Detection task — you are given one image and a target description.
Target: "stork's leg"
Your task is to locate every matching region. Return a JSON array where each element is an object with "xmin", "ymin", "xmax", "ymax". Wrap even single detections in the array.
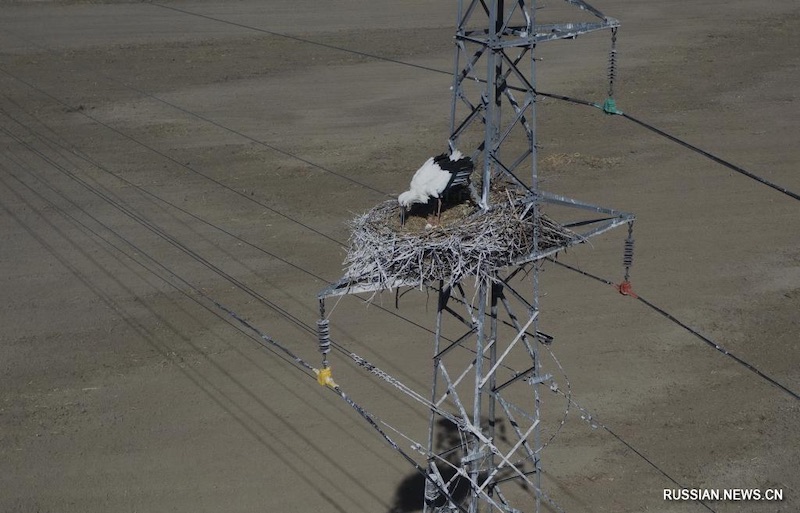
[{"xmin": 437, "ymin": 198, "xmax": 442, "ymax": 224}]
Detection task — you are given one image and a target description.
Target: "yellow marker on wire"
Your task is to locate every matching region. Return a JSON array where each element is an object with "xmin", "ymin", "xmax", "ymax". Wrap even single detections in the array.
[{"xmin": 315, "ymin": 366, "xmax": 338, "ymax": 388}]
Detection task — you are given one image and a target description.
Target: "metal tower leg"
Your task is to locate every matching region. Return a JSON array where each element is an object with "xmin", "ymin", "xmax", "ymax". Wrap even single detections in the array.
[{"xmin": 423, "ymin": 273, "xmax": 550, "ymax": 513}]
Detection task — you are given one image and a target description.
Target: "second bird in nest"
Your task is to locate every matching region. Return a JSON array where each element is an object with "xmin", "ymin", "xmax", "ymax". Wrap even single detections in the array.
[{"xmin": 398, "ymin": 149, "xmax": 474, "ymax": 227}]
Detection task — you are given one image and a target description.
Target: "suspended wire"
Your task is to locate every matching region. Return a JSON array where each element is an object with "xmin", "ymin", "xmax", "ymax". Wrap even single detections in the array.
[
  {"xmin": 0, "ymin": 121, "xmax": 318, "ymax": 340},
  {"xmin": 0, "ymin": 115, "xmax": 701, "ymax": 513},
  {"xmin": 0, "ymin": 98, "xmax": 331, "ymax": 283},
  {"xmin": 1, "ymin": 13, "xmax": 793, "ymax": 508},
  {"xmin": 144, "ymin": 1, "xmax": 451, "ymax": 77},
  {"xmin": 3, "ymin": 132, "xmax": 554, "ymax": 512},
  {"xmin": 22, "ymin": 2, "xmax": 799, "ymax": 212},
  {"xmin": 0, "ymin": 96, "xmax": 448, "ymax": 357},
  {"xmin": 0, "ymin": 95, "xmax": 433, "ymax": 340},
  {"xmin": 333, "ymin": 390, "xmax": 474, "ymax": 513},
  {"xmin": 3, "ymin": 110, "xmax": 677, "ymax": 513},
  {"xmin": 1, "ymin": 156, "xmax": 473, "ymax": 513},
  {"xmin": 619, "ymin": 112, "xmax": 800, "ymax": 202},
  {"xmin": 554, "ymin": 387, "xmax": 717, "ymax": 513},
  {"xmin": 3, "ymin": 148, "xmax": 439, "ymax": 497},
  {"xmin": 0, "ymin": 98, "xmax": 449, "ymax": 404},
  {"xmin": 0, "ymin": 64, "xmax": 448, "ymax": 346},
  {"xmin": 6, "ymin": 145, "xmax": 561, "ymax": 513},
  {"xmin": 168, "ymin": 279, "xmax": 476, "ymax": 513},
  {"xmin": 546, "ymin": 257, "xmax": 800, "ymax": 401},
  {"xmin": 635, "ymin": 294, "xmax": 800, "ymax": 401},
  {"xmin": 5, "ymin": 140, "xmax": 536, "ymax": 513},
  {"xmin": 4, "ymin": 108, "xmax": 462, "ymax": 415},
  {"xmin": 0, "ymin": 78, "xmax": 785, "ymax": 513},
  {"xmin": 0, "ymin": 159, "xmax": 308, "ymax": 378},
  {"xmin": 146, "ymin": 0, "xmax": 799, "ymax": 202},
  {"xmin": 0, "ymin": 30, "xmax": 390, "ymax": 199},
  {"xmin": 0, "ymin": 65, "xmax": 349, "ymax": 247},
  {"xmin": 5, "ymin": 15, "xmax": 795, "ymax": 236},
  {"xmin": 0, "ymin": 84, "xmax": 783, "ymax": 512},
  {"xmin": 5, "ymin": 140, "xmax": 704, "ymax": 512}
]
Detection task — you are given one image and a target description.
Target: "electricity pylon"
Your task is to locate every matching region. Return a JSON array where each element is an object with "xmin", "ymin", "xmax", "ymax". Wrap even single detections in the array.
[{"xmin": 320, "ymin": 1, "xmax": 633, "ymax": 512}]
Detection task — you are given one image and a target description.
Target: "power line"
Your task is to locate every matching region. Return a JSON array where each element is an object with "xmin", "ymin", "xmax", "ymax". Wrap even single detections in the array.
[
  {"xmin": 2, "ymin": 106, "xmax": 706, "ymax": 512},
  {"xmin": 557, "ymin": 391, "xmax": 716, "ymax": 513},
  {"xmin": 144, "ymin": 1, "xmax": 452, "ymax": 77},
  {"xmin": 1, "ymin": 121, "xmax": 318, "ymax": 339},
  {"xmin": 0, "ymin": 96, "xmax": 444, "ymax": 351},
  {"xmin": 206, "ymin": 297, "xmax": 477, "ymax": 513},
  {"xmin": 0, "ymin": 102, "xmax": 442, "ymax": 397},
  {"xmin": 0, "ymin": 159, "xmax": 307, "ymax": 377},
  {"xmin": 619, "ymin": 112, "xmax": 800, "ymax": 202},
  {"xmin": 4, "ymin": 30, "xmax": 793, "ymax": 421},
  {"xmin": 1, "ymin": 136, "xmax": 432, "ymax": 481},
  {"xmin": 635, "ymin": 294, "xmax": 800, "ymax": 401},
  {"xmin": 0, "ymin": 100, "xmax": 447, "ymax": 409},
  {"xmin": 1, "ymin": 61, "xmax": 788, "ymax": 507},
  {"xmin": 0, "ymin": 97, "xmax": 331, "ymax": 284},
  {"xmin": 0, "ymin": 57, "xmax": 450, "ymax": 345},
  {"xmin": 2, "ymin": 150, "xmax": 471, "ymax": 512},
  {"xmin": 1, "ymin": 160, "xmax": 466, "ymax": 512},
  {"xmin": 148, "ymin": 0, "xmax": 800, "ymax": 203},
  {"xmin": 1, "ymin": 17, "xmax": 793, "ymax": 508},
  {"xmin": 0, "ymin": 28, "xmax": 391, "ymax": 198},
  {"xmin": 0, "ymin": 65, "xmax": 353, "ymax": 247},
  {"xmin": 546, "ymin": 258, "xmax": 800, "ymax": 401}
]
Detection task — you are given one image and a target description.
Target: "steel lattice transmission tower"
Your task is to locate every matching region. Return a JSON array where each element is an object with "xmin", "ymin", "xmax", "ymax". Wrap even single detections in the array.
[
  {"xmin": 319, "ymin": 1, "xmax": 634, "ymax": 512},
  {"xmin": 450, "ymin": 0, "xmax": 619, "ymax": 208}
]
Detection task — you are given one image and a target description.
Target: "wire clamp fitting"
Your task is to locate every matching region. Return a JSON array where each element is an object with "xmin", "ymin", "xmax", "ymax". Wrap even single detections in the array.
[
  {"xmin": 602, "ymin": 97, "xmax": 622, "ymax": 115},
  {"xmin": 315, "ymin": 366, "xmax": 338, "ymax": 388},
  {"xmin": 617, "ymin": 281, "xmax": 637, "ymax": 298}
]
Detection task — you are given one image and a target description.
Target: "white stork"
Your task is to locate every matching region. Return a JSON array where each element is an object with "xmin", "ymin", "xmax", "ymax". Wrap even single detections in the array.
[{"xmin": 398, "ymin": 150, "xmax": 474, "ymax": 226}]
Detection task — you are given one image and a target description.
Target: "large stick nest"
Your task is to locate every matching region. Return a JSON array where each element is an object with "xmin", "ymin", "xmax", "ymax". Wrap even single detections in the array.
[{"xmin": 343, "ymin": 187, "xmax": 579, "ymax": 289}]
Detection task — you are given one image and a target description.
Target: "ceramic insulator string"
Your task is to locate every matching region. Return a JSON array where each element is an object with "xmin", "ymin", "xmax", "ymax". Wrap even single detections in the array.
[
  {"xmin": 623, "ymin": 240, "xmax": 634, "ymax": 268},
  {"xmin": 623, "ymin": 222, "xmax": 635, "ymax": 282},
  {"xmin": 608, "ymin": 28, "xmax": 618, "ymax": 98},
  {"xmin": 317, "ymin": 319, "xmax": 331, "ymax": 363}
]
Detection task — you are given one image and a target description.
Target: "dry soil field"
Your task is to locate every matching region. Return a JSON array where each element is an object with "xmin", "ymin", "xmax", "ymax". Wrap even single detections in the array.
[{"xmin": 0, "ymin": 1, "xmax": 798, "ymax": 512}]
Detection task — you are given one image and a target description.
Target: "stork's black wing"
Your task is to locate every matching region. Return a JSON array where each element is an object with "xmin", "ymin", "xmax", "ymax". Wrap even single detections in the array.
[{"xmin": 435, "ymin": 154, "xmax": 474, "ymax": 191}]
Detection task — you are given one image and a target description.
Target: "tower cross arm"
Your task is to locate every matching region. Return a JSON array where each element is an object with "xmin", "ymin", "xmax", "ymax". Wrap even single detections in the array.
[
  {"xmin": 459, "ymin": 20, "xmax": 620, "ymax": 49},
  {"xmin": 531, "ymin": 20, "xmax": 620, "ymax": 42}
]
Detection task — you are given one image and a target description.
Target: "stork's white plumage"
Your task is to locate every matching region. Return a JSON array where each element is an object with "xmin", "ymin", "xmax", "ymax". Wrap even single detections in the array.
[{"xmin": 398, "ymin": 150, "xmax": 473, "ymax": 226}]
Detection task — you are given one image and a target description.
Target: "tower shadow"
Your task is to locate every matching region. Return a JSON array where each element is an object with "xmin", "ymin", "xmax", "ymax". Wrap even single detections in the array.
[{"xmin": 387, "ymin": 417, "xmax": 509, "ymax": 513}]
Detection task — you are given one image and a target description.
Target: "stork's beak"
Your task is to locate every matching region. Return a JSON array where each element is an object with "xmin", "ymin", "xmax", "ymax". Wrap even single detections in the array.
[{"xmin": 400, "ymin": 206, "xmax": 406, "ymax": 226}]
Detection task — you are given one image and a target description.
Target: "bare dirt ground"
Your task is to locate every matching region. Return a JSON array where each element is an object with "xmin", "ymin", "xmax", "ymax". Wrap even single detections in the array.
[{"xmin": 0, "ymin": 1, "xmax": 798, "ymax": 512}]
